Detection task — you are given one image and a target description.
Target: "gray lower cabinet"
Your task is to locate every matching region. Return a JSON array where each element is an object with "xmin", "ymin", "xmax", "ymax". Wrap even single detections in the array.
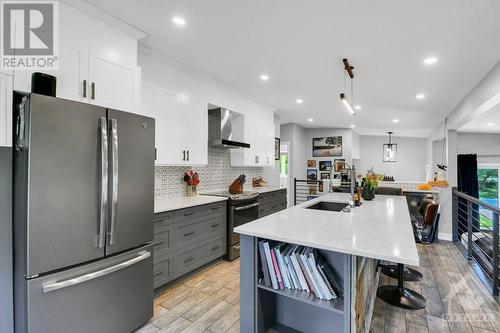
[
  {"xmin": 258, "ymin": 189, "xmax": 287, "ymax": 217},
  {"xmin": 153, "ymin": 201, "xmax": 226, "ymax": 289}
]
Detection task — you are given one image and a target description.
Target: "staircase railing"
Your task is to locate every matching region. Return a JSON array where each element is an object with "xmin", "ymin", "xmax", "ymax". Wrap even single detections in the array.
[{"xmin": 453, "ymin": 188, "xmax": 499, "ymax": 302}]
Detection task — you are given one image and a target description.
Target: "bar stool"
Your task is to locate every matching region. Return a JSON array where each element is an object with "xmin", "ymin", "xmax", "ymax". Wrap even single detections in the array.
[
  {"xmin": 377, "ymin": 263, "xmax": 426, "ymax": 310},
  {"xmin": 379, "ymin": 263, "xmax": 423, "ymax": 281}
]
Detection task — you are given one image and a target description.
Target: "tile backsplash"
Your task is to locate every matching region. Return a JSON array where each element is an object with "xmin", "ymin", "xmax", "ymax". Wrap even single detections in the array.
[{"xmin": 155, "ymin": 146, "xmax": 263, "ymax": 199}]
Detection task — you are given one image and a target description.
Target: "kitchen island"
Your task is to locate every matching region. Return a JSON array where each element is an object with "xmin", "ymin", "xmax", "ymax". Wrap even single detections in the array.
[{"xmin": 235, "ymin": 192, "xmax": 418, "ymax": 333}]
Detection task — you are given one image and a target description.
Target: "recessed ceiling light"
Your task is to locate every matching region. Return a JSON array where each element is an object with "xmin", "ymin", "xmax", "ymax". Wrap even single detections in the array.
[
  {"xmin": 393, "ymin": 119, "xmax": 400, "ymax": 123},
  {"xmin": 172, "ymin": 16, "xmax": 186, "ymax": 26},
  {"xmin": 350, "ymin": 124, "xmax": 355, "ymax": 128},
  {"xmin": 423, "ymin": 56, "xmax": 438, "ymax": 66},
  {"xmin": 416, "ymin": 93, "xmax": 426, "ymax": 100},
  {"xmin": 487, "ymin": 122, "xmax": 495, "ymax": 126},
  {"xmin": 296, "ymin": 99, "xmax": 303, "ymax": 104},
  {"xmin": 260, "ymin": 74, "xmax": 269, "ymax": 81},
  {"xmin": 354, "ymin": 105, "xmax": 362, "ymax": 110},
  {"xmin": 307, "ymin": 118, "xmax": 314, "ymax": 122}
]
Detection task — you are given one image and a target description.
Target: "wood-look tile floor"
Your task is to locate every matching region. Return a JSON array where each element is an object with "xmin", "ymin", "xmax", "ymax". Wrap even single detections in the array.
[
  {"xmin": 370, "ymin": 241, "xmax": 500, "ymax": 333},
  {"xmin": 135, "ymin": 241, "xmax": 500, "ymax": 333},
  {"xmin": 135, "ymin": 259, "xmax": 240, "ymax": 333}
]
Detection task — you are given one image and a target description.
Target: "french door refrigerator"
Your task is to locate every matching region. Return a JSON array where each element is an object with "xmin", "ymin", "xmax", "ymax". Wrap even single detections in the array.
[{"xmin": 13, "ymin": 92, "xmax": 155, "ymax": 333}]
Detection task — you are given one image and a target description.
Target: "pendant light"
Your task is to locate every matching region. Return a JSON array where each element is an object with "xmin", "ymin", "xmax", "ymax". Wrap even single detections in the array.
[
  {"xmin": 383, "ymin": 132, "xmax": 397, "ymax": 162},
  {"xmin": 340, "ymin": 58, "xmax": 356, "ymax": 115}
]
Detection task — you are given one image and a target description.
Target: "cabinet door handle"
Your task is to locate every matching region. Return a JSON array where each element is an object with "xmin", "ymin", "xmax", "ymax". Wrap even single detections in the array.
[
  {"xmin": 183, "ymin": 150, "xmax": 186, "ymax": 161},
  {"xmin": 211, "ymin": 223, "xmax": 220, "ymax": 228},
  {"xmin": 183, "ymin": 212, "xmax": 194, "ymax": 216},
  {"xmin": 184, "ymin": 256, "xmax": 195, "ymax": 264},
  {"xmin": 83, "ymin": 80, "xmax": 87, "ymax": 98},
  {"xmin": 211, "ymin": 245, "xmax": 220, "ymax": 252},
  {"xmin": 183, "ymin": 231, "xmax": 195, "ymax": 237},
  {"xmin": 154, "ymin": 241, "xmax": 165, "ymax": 247},
  {"xmin": 211, "ymin": 207, "xmax": 220, "ymax": 211},
  {"xmin": 187, "ymin": 150, "xmax": 190, "ymax": 161},
  {"xmin": 91, "ymin": 82, "xmax": 96, "ymax": 100}
]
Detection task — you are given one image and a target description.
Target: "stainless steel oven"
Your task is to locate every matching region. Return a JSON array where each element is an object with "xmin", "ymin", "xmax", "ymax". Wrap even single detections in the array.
[{"xmin": 227, "ymin": 198, "xmax": 259, "ymax": 260}]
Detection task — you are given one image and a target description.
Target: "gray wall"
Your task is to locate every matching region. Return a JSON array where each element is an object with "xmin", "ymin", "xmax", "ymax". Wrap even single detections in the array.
[
  {"xmin": 358, "ymin": 135, "xmax": 427, "ymax": 181},
  {"xmin": 0, "ymin": 148, "xmax": 13, "ymax": 333}
]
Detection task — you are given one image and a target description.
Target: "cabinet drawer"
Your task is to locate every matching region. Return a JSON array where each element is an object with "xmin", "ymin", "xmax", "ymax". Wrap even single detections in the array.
[
  {"xmin": 173, "ymin": 206, "xmax": 204, "ymax": 223},
  {"xmin": 154, "ymin": 253, "xmax": 173, "ymax": 289},
  {"xmin": 173, "ymin": 213, "xmax": 225, "ymax": 249},
  {"xmin": 154, "ymin": 212, "xmax": 173, "ymax": 228},
  {"xmin": 202, "ymin": 201, "xmax": 226, "ymax": 215},
  {"xmin": 174, "ymin": 238, "xmax": 225, "ymax": 278},
  {"xmin": 154, "ymin": 223, "xmax": 173, "ymax": 254}
]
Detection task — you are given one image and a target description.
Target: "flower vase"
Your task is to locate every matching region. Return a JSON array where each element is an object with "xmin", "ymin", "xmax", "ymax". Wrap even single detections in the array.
[
  {"xmin": 186, "ymin": 185, "xmax": 197, "ymax": 197},
  {"xmin": 362, "ymin": 187, "xmax": 375, "ymax": 201}
]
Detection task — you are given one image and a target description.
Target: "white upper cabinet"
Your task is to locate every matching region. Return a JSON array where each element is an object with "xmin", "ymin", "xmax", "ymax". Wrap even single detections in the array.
[
  {"xmin": 141, "ymin": 84, "xmax": 208, "ymax": 166},
  {"xmin": 0, "ymin": 71, "xmax": 13, "ymax": 147},
  {"xmin": 89, "ymin": 53, "xmax": 140, "ymax": 112},
  {"xmin": 230, "ymin": 109, "xmax": 275, "ymax": 167},
  {"xmin": 183, "ymin": 97, "xmax": 208, "ymax": 165}
]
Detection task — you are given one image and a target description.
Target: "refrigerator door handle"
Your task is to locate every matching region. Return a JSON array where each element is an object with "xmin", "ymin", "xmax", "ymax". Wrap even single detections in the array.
[
  {"xmin": 42, "ymin": 251, "xmax": 151, "ymax": 293},
  {"xmin": 98, "ymin": 117, "xmax": 108, "ymax": 248},
  {"xmin": 109, "ymin": 118, "xmax": 119, "ymax": 245}
]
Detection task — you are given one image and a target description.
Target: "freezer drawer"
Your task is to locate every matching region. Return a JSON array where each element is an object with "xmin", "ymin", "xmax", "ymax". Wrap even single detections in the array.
[{"xmin": 25, "ymin": 245, "xmax": 153, "ymax": 333}]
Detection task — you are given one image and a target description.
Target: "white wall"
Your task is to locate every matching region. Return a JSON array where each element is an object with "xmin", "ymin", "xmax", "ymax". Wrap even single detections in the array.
[
  {"xmin": 357, "ymin": 135, "xmax": 427, "ymax": 181},
  {"xmin": 263, "ymin": 114, "xmax": 281, "ymax": 186},
  {"xmin": 458, "ymin": 132, "xmax": 500, "ymax": 164},
  {"xmin": 280, "ymin": 123, "xmax": 307, "ymax": 205}
]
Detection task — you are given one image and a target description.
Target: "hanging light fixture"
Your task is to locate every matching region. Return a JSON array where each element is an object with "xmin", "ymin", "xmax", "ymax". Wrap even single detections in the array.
[
  {"xmin": 383, "ymin": 132, "xmax": 397, "ymax": 162},
  {"xmin": 340, "ymin": 58, "xmax": 356, "ymax": 115}
]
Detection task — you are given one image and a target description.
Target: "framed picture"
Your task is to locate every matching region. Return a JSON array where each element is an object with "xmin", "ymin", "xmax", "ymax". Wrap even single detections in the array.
[
  {"xmin": 312, "ymin": 136, "xmax": 342, "ymax": 157},
  {"xmin": 320, "ymin": 172, "xmax": 331, "ymax": 180},
  {"xmin": 333, "ymin": 174, "xmax": 341, "ymax": 179},
  {"xmin": 334, "ymin": 159, "xmax": 346, "ymax": 172},
  {"xmin": 307, "ymin": 169, "xmax": 318, "ymax": 181},
  {"xmin": 319, "ymin": 160, "xmax": 332, "ymax": 171},
  {"xmin": 307, "ymin": 160, "xmax": 317, "ymax": 168},
  {"xmin": 275, "ymin": 138, "xmax": 280, "ymax": 160},
  {"xmin": 309, "ymin": 186, "xmax": 317, "ymax": 195}
]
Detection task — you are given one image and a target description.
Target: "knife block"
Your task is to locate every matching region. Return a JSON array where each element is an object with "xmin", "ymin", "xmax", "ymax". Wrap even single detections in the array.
[{"xmin": 229, "ymin": 180, "xmax": 243, "ymax": 194}]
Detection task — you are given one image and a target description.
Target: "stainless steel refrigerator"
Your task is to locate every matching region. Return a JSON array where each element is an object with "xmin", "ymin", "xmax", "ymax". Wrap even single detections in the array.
[{"xmin": 13, "ymin": 92, "xmax": 155, "ymax": 333}]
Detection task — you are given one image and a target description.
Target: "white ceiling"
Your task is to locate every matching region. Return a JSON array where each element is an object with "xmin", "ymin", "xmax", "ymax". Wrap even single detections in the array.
[
  {"xmin": 85, "ymin": 0, "xmax": 500, "ymax": 137},
  {"xmin": 460, "ymin": 103, "xmax": 500, "ymax": 133}
]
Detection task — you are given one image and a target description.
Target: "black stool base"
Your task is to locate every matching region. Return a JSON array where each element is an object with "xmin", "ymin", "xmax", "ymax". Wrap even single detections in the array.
[
  {"xmin": 377, "ymin": 285, "xmax": 427, "ymax": 310},
  {"xmin": 381, "ymin": 265, "xmax": 423, "ymax": 282}
]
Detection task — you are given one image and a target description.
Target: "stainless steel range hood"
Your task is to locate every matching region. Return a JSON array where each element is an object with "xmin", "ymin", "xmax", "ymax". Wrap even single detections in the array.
[{"xmin": 208, "ymin": 108, "xmax": 250, "ymax": 148}]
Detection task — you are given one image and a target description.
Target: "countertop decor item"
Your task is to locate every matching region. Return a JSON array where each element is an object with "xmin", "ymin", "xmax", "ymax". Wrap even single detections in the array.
[
  {"xmin": 229, "ymin": 174, "xmax": 246, "ymax": 194},
  {"xmin": 252, "ymin": 176, "xmax": 268, "ymax": 187},
  {"xmin": 362, "ymin": 168, "xmax": 381, "ymax": 201},
  {"xmin": 183, "ymin": 169, "xmax": 200, "ymax": 196}
]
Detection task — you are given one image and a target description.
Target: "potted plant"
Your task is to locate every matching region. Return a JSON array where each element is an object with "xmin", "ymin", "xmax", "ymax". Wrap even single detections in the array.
[{"xmin": 362, "ymin": 168, "xmax": 380, "ymax": 200}]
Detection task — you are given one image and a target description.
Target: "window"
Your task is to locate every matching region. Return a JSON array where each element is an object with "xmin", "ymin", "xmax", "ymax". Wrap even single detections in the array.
[{"xmin": 477, "ymin": 164, "xmax": 499, "ymax": 229}]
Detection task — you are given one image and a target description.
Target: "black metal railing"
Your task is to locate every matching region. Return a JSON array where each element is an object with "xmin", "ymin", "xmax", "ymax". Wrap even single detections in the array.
[
  {"xmin": 453, "ymin": 188, "xmax": 499, "ymax": 302},
  {"xmin": 294, "ymin": 178, "xmax": 325, "ymax": 205}
]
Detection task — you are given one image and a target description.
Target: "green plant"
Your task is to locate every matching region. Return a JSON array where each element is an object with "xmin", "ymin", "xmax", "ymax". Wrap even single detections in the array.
[{"xmin": 364, "ymin": 168, "xmax": 380, "ymax": 191}]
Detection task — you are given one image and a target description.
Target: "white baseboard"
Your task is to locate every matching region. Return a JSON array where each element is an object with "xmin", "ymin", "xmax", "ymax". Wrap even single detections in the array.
[{"xmin": 438, "ymin": 232, "xmax": 453, "ymax": 241}]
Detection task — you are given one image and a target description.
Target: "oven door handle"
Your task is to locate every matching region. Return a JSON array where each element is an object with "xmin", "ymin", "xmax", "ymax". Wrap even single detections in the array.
[{"xmin": 234, "ymin": 202, "xmax": 259, "ymax": 211}]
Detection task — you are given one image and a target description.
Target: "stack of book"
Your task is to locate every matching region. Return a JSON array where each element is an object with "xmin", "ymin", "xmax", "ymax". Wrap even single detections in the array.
[{"xmin": 258, "ymin": 240, "xmax": 344, "ymax": 301}]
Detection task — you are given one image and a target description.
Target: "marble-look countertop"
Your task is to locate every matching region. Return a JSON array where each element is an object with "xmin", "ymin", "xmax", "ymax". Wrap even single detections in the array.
[
  {"xmin": 234, "ymin": 192, "xmax": 419, "ymax": 266},
  {"xmin": 155, "ymin": 196, "xmax": 227, "ymax": 214}
]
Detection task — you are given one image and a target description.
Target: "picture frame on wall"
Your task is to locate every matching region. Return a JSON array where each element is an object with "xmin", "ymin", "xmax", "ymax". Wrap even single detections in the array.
[
  {"xmin": 307, "ymin": 169, "xmax": 318, "ymax": 181},
  {"xmin": 320, "ymin": 172, "xmax": 331, "ymax": 180},
  {"xmin": 307, "ymin": 160, "xmax": 317, "ymax": 168},
  {"xmin": 275, "ymin": 138, "xmax": 281, "ymax": 160},
  {"xmin": 334, "ymin": 159, "xmax": 346, "ymax": 172},
  {"xmin": 319, "ymin": 160, "xmax": 332, "ymax": 171},
  {"xmin": 312, "ymin": 136, "xmax": 342, "ymax": 157}
]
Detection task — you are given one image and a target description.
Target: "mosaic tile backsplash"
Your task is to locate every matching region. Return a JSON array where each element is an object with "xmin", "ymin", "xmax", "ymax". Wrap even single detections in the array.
[{"xmin": 155, "ymin": 146, "xmax": 264, "ymax": 199}]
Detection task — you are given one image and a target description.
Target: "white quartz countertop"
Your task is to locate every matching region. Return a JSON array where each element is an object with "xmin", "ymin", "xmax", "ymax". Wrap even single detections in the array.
[
  {"xmin": 155, "ymin": 196, "xmax": 227, "ymax": 213},
  {"xmin": 234, "ymin": 193, "xmax": 419, "ymax": 266},
  {"xmin": 244, "ymin": 186, "xmax": 285, "ymax": 194}
]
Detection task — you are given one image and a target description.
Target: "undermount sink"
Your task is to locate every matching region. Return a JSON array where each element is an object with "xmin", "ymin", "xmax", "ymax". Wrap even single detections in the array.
[{"xmin": 305, "ymin": 201, "xmax": 349, "ymax": 212}]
